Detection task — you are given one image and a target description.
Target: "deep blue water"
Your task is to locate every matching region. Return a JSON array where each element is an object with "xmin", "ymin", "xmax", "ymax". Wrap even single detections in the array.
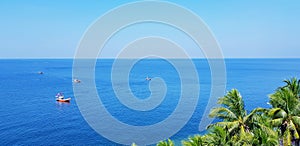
[{"xmin": 0, "ymin": 59, "xmax": 299, "ymax": 145}]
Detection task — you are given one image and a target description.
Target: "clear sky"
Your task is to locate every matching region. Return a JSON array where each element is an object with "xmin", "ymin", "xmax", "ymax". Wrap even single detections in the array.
[{"xmin": 0, "ymin": 0, "xmax": 299, "ymax": 58}]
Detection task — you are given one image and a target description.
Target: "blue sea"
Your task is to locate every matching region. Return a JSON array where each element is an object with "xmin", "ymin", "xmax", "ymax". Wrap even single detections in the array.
[{"xmin": 0, "ymin": 59, "xmax": 299, "ymax": 145}]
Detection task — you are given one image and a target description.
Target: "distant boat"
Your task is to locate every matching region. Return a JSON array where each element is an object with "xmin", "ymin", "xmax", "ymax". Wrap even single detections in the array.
[
  {"xmin": 73, "ymin": 79, "xmax": 81, "ymax": 83},
  {"xmin": 55, "ymin": 93, "xmax": 71, "ymax": 102},
  {"xmin": 56, "ymin": 98, "xmax": 71, "ymax": 102},
  {"xmin": 38, "ymin": 71, "xmax": 44, "ymax": 74},
  {"xmin": 146, "ymin": 76, "xmax": 151, "ymax": 81}
]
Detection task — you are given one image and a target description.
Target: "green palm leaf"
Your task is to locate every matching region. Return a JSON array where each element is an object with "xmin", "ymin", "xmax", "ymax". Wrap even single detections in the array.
[
  {"xmin": 209, "ymin": 107, "xmax": 237, "ymax": 120},
  {"xmin": 157, "ymin": 139, "xmax": 174, "ymax": 146}
]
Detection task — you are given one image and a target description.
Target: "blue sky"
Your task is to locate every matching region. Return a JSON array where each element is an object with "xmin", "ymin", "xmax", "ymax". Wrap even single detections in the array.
[{"xmin": 0, "ymin": 0, "xmax": 299, "ymax": 58}]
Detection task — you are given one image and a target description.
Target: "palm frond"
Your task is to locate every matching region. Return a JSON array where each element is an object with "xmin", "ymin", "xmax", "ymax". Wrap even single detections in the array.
[
  {"xmin": 157, "ymin": 139, "xmax": 174, "ymax": 146},
  {"xmin": 209, "ymin": 107, "xmax": 237, "ymax": 120},
  {"xmin": 270, "ymin": 118, "xmax": 284, "ymax": 127},
  {"xmin": 291, "ymin": 116, "xmax": 300, "ymax": 129},
  {"xmin": 268, "ymin": 108, "xmax": 287, "ymax": 119},
  {"xmin": 182, "ymin": 135, "xmax": 203, "ymax": 146},
  {"xmin": 244, "ymin": 107, "xmax": 268, "ymax": 122}
]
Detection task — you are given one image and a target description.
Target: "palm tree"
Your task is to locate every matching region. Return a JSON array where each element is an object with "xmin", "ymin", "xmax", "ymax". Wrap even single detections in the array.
[
  {"xmin": 209, "ymin": 89, "xmax": 274, "ymax": 145},
  {"xmin": 282, "ymin": 77, "xmax": 300, "ymax": 98},
  {"xmin": 269, "ymin": 87, "xmax": 300, "ymax": 146},
  {"xmin": 157, "ymin": 139, "xmax": 174, "ymax": 146}
]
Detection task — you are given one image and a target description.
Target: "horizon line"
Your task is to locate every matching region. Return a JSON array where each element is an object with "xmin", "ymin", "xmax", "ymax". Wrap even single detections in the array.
[{"xmin": 0, "ymin": 57, "xmax": 299, "ymax": 60}]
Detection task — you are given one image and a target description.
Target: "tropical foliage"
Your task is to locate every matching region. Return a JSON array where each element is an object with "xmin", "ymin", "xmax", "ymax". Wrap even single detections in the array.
[
  {"xmin": 269, "ymin": 78, "xmax": 300, "ymax": 145},
  {"xmin": 207, "ymin": 89, "xmax": 277, "ymax": 145},
  {"xmin": 157, "ymin": 139, "xmax": 174, "ymax": 146},
  {"xmin": 151, "ymin": 77, "xmax": 300, "ymax": 146}
]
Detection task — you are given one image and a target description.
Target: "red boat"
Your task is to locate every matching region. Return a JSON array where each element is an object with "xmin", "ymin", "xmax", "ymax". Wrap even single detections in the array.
[
  {"xmin": 56, "ymin": 93, "xmax": 71, "ymax": 102},
  {"xmin": 56, "ymin": 98, "xmax": 71, "ymax": 102}
]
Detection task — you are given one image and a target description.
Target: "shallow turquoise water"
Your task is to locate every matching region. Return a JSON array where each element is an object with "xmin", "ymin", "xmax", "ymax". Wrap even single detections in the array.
[{"xmin": 0, "ymin": 59, "xmax": 299, "ymax": 145}]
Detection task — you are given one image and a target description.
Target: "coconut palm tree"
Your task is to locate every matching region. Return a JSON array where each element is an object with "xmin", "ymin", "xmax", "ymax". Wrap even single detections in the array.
[
  {"xmin": 209, "ymin": 89, "xmax": 274, "ymax": 144},
  {"xmin": 269, "ymin": 87, "xmax": 300, "ymax": 146},
  {"xmin": 282, "ymin": 77, "xmax": 300, "ymax": 98}
]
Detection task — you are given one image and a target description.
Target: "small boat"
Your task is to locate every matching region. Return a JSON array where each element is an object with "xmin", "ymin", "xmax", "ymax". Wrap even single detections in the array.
[
  {"xmin": 73, "ymin": 79, "xmax": 81, "ymax": 83},
  {"xmin": 38, "ymin": 71, "xmax": 44, "ymax": 74},
  {"xmin": 56, "ymin": 97, "xmax": 71, "ymax": 102},
  {"xmin": 55, "ymin": 93, "xmax": 71, "ymax": 102},
  {"xmin": 146, "ymin": 76, "xmax": 151, "ymax": 81}
]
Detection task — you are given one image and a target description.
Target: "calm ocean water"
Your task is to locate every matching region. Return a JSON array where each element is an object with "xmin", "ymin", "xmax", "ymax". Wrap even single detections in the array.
[{"xmin": 0, "ymin": 59, "xmax": 299, "ymax": 145}]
